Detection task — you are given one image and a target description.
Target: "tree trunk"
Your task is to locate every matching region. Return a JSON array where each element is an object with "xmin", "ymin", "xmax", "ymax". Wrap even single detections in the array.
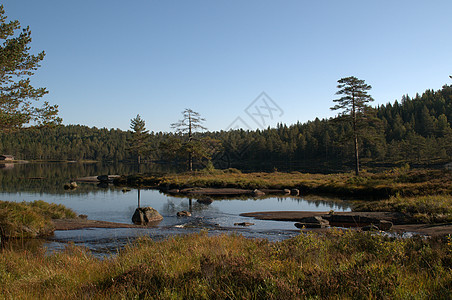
[
  {"xmin": 189, "ymin": 152, "xmax": 193, "ymax": 171},
  {"xmin": 352, "ymin": 92, "xmax": 360, "ymax": 176},
  {"xmin": 354, "ymin": 132, "xmax": 360, "ymax": 176}
]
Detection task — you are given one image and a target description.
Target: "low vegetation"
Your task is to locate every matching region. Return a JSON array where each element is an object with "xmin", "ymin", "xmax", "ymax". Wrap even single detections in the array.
[
  {"xmin": 0, "ymin": 231, "xmax": 451, "ymax": 299},
  {"xmin": 116, "ymin": 168, "xmax": 452, "ymax": 198},
  {"xmin": 353, "ymin": 194, "xmax": 452, "ymax": 223},
  {"xmin": 0, "ymin": 200, "xmax": 77, "ymax": 238}
]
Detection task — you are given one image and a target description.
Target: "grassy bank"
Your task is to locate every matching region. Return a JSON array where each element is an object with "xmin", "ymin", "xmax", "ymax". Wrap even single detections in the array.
[
  {"xmin": 0, "ymin": 200, "xmax": 77, "ymax": 238},
  {"xmin": 115, "ymin": 168, "xmax": 452, "ymax": 198},
  {"xmin": 0, "ymin": 231, "xmax": 451, "ymax": 299},
  {"xmin": 353, "ymin": 194, "xmax": 452, "ymax": 223}
]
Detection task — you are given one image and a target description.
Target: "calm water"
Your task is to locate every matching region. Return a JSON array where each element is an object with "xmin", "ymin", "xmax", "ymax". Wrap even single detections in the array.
[{"xmin": 0, "ymin": 162, "xmax": 352, "ymax": 254}]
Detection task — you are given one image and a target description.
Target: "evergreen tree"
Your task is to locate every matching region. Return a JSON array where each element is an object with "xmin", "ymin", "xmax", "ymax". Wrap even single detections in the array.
[
  {"xmin": 331, "ymin": 76, "xmax": 374, "ymax": 175},
  {"xmin": 170, "ymin": 109, "xmax": 207, "ymax": 171},
  {"xmin": 0, "ymin": 5, "xmax": 60, "ymax": 132},
  {"xmin": 127, "ymin": 114, "xmax": 150, "ymax": 165}
]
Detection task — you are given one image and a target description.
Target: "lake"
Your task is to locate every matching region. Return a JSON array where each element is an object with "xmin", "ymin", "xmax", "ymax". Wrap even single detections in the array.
[{"xmin": 0, "ymin": 162, "xmax": 352, "ymax": 255}]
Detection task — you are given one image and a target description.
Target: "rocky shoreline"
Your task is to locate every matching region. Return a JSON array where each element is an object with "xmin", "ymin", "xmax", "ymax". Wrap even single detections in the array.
[{"xmin": 241, "ymin": 211, "xmax": 452, "ymax": 236}]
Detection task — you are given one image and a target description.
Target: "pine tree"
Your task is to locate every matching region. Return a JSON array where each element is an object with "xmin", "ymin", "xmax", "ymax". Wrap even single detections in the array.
[
  {"xmin": 170, "ymin": 109, "xmax": 207, "ymax": 171},
  {"xmin": 128, "ymin": 114, "xmax": 149, "ymax": 165},
  {"xmin": 331, "ymin": 76, "xmax": 374, "ymax": 175},
  {"xmin": 0, "ymin": 5, "xmax": 60, "ymax": 132}
]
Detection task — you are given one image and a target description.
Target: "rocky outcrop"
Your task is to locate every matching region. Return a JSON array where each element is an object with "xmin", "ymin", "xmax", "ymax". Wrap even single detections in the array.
[{"xmin": 132, "ymin": 207, "xmax": 163, "ymax": 225}]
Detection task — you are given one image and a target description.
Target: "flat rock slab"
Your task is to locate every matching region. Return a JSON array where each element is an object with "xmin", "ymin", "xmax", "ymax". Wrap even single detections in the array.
[
  {"xmin": 53, "ymin": 219, "xmax": 146, "ymax": 230},
  {"xmin": 240, "ymin": 211, "xmax": 326, "ymax": 221},
  {"xmin": 240, "ymin": 211, "xmax": 407, "ymax": 224},
  {"xmin": 241, "ymin": 211, "xmax": 452, "ymax": 235}
]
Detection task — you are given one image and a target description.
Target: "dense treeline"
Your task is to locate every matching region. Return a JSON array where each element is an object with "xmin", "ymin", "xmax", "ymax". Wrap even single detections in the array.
[{"xmin": 1, "ymin": 85, "xmax": 451, "ymax": 171}]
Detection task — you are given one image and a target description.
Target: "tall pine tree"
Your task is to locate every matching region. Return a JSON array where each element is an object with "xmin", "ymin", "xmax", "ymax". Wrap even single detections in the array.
[{"xmin": 331, "ymin": 76, "xmax": 374, "ymax": 176}]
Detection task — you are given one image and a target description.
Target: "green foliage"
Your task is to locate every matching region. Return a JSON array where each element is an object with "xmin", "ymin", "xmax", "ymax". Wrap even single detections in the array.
[
  {"xmin": 0, "ymin": 200, "xmax": 76, "ymax": 238},
  {"xmin": 167, "ymin": 109, "xmax": 221, "ymax": 171},
  {"xmin": 0, "ymin": 232, "xmax": 451, "ymax": 298},
  {"xmin": 127, "ymin": 114, "xmax": 150, "ymax": 164},
  {"xmin": 0, "ymin": 5, "xmax": 60, "ymax": 132}
]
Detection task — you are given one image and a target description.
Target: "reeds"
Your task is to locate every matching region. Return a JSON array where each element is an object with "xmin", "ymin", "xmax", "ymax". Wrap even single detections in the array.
[{"xmin": 1, "ymin": 231, "xmax": 451, "ymax": 299}]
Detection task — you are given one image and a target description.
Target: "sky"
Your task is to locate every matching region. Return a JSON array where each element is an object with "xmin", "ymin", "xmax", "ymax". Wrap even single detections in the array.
[{"xmin": 2, "ymin": 0, "xmax": 452, "ymax": 132}]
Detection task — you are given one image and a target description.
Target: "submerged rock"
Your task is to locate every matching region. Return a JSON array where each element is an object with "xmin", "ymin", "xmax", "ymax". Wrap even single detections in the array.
[
  {"xmin": 132, "ymin": 207, "xmax": 163, "ymax": 225},
  {"xmin": 234, "ymin": 222, "xmax": 254, "ymax": 226}
]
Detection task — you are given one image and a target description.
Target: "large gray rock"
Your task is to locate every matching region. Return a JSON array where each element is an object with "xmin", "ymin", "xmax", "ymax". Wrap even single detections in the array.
[{"xmin": 132, "ymin": 207, "xmax": 163, "ymax": 225}]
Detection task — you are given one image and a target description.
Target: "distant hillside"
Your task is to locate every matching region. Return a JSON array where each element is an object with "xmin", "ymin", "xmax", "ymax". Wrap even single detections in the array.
[{"xmin": 1, "ymin": 85, "xmax": 451, "ymax": 171}]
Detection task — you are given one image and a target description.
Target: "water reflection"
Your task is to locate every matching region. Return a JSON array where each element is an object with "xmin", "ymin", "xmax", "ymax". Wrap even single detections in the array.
[{"xmin": 1, "ymin": 162, "xmax": 354, "ymax": 255}]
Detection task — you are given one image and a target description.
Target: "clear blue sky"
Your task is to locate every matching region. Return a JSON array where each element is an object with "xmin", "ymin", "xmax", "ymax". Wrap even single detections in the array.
[{"xmin": 3, "ymin": 0, "xmax": 452, "ymax": 132}]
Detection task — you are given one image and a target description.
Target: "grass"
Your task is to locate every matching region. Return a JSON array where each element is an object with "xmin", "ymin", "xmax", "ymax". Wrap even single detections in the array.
[
  {"xmin": 353, "ymin": 194, "xmax": 452, "ymax": 223},
  {"xmin": 116, "ymin": 168, "xmax": 452, "ymax": 198},
  {"xmin": 0, "ymin": 231, "xmax": 451, "ymax": 299},
  {"xmin": 0, "ymin": 200, "xmax": 77, "ymax": 238}
]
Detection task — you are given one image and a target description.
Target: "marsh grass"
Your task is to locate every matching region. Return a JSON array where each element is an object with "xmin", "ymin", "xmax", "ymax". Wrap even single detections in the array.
[
  {"xmin": 0, "ymin": 231, "xmax": 451, "ymax": 299},
  {"xmin": 119, "ymin": 168, "xmax": 452, "ymax": 198},
  {"xmin": 0, "ymin": 200, "xmax": 77, "ymax": 238},
  {"xmin": 353, "ymin": 194, "xmax": 452, "ymax": 223}
]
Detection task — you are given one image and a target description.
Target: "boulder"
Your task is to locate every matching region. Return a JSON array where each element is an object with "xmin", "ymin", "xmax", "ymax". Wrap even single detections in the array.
[
  {"xmin": 132, "ymin": 207, "xmax": 163, "ymax": 225},
  {"xmin": 177, "ymin": 210, "xmax": 192, "ymax": 217},
  {"xmin": 291, "ymin": 189, "xmax": 300, "ymax": 196},
  {"xmin": 252, "ymin": 189, "xmax": 265, "ymax": 196}
]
